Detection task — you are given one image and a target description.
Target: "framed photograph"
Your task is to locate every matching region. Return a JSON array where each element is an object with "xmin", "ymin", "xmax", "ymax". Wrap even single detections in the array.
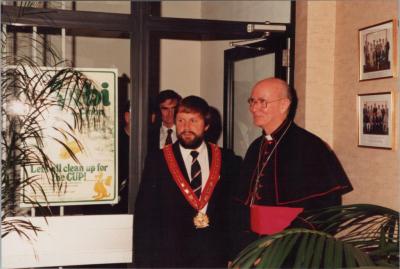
[
  {"xmin": 359, "ymin": 20, "xmax": 397, "ymax": 81},
  {"xmin": 358, "ymin": 92, "xmax": 394, "ymax": 149}
]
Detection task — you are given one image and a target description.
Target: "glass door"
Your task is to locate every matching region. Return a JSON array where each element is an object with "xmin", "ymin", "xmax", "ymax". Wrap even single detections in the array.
[{"xmin": 223, "ymin": 36, "xmax": 288, "ymax": 157}]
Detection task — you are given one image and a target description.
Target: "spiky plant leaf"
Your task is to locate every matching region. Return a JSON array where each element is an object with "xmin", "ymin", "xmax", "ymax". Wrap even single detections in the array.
[
  {"xmin": 1, "ymin": 21, "xmax": 104, "ymax": 239},
  {"xmin": 303, "ymin": 204, "xmax": 399, "ymax": 266},
  {"xmin": 231, "ymin": 228, "xmax": 375, "ymax": 269}
]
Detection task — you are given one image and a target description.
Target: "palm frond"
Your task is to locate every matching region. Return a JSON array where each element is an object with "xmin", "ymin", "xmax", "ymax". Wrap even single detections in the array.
[
  {"xmin": 1, "ymin": 24, "xmax": 104, "ymax": 238},
  {"xmin": 232, "ymin": 204, "xmax": 399, "ymax": 268},
  {"xmin": 302, "ymin": 204, "xmax": 399, "ymax": 266},
  {"xmin": 231, "ymin": 228, "xmax": 375, "ymax": 269}
]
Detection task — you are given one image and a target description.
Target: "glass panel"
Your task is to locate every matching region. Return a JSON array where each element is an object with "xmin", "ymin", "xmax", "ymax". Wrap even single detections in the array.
[
  {"xmin": 2, "ymin": 1, "xmax": 130, "ymax": 13},
  {"xmin": 2, "ymin": 25, "xmax": 131, "ymax": 217},
  {"xmin": 160, "ymin": 38, "xmax": 200, "ymax": 97},
  {"xmin": 161, "ymin": 1, "xmax": 202, "ymax": 19},
  {"xmin": 1, "ymin": 1, "xmax": 73, "ymax": 9},
  {"xmin": 76, "ymin": 1, "xmax": 130, "ymax": 14},
  {"xmin": 233, "ymin": 53, "xmax": 275, "ymax": 157},
  {"xmin": 161, "ymin": 1, "xmax": 290, "ymax": 23}
]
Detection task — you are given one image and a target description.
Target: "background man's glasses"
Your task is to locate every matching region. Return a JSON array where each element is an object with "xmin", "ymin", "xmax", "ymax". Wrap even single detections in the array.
[{"xmin": 247, "ymin": 97, "xmax": 286, "ymax": 108}]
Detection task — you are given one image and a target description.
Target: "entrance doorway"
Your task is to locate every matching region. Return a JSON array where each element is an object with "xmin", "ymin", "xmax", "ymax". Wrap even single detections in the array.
[{"xmin": 223, "ymin": 36, "xmax": 291, "ymax": 157}]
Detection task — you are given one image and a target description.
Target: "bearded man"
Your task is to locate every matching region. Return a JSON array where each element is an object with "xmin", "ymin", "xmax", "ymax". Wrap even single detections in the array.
[{"xmin": 134, "ymin": 95, "xmax": 241, "ymax": 268}]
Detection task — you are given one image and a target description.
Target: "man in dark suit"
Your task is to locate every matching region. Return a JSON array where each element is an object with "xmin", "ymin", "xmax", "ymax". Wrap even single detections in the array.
[
  {"xmin": 135, "ymin": 96, "xmax": 241, "ymax": 268},
  {"xmin": 148, "ymin": 89, "xmax": 182, "ymax": 152}
]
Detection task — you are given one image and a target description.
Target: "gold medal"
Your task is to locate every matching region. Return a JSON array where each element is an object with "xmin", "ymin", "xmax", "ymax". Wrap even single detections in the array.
[{"xmin": 193, "ymin": 212, "xmax": 209, "ymax": 229}]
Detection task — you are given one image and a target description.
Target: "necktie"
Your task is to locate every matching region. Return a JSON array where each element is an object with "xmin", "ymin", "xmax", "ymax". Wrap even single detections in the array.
[
  {"xmin": 165, "ymin": 129, "xmax": 173, "ymax": 146},
  {"xmin": 190, "ymin": 151, "xmax": 202, "ymax": 198}
]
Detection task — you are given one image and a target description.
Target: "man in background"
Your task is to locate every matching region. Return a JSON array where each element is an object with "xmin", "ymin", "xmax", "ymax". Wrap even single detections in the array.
[
  {"xmin": 115, "ymin": 100, "xmax": 130, "ymax": 213},
  {"xmin": 148, "ymin": 89, "xmax": 182, "ymax": 152}
]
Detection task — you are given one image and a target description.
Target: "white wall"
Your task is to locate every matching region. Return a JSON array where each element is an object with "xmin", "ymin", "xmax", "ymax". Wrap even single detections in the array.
[
  {"xmin": 161, "ymin": 1, "xmax": 201, "ymax": 19},
  {"xmin": 76, "ymin": 1, "xmax": 130, "ymax": 14},
  {"xmin": 160, "ymin": 39, "xmax": 202, "ymax": 97},
  {"xmin": 2, "ymin": 215, "xmax": 133, "ymax": 268},
  {"xmin": 201, "ymin": 1, "xmax": 290, "ymax": 23},
  {"xmin": 160, "ymin": 1, "xmax": 202, "ymax": 97}
]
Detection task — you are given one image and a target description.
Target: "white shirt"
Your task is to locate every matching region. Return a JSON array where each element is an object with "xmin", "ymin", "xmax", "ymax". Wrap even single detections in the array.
[
  {"xmin": 179, "ymin": 141, "xmax": 210, "ymax": 213},
  {"xmin": 159, "ymin": 124, "xmax": 177, "ymax": 149}
]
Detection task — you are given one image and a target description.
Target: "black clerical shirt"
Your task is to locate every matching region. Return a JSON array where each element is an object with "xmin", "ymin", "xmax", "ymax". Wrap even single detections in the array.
[{"xmin": 241, "ymin": 120, "xmax": 353, "ymax": 209}]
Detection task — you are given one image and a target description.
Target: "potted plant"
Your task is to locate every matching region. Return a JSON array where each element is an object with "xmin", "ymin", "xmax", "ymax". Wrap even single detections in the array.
[
  {"xmin": 1, "ymin": 17, "xmax": 102, "ymax": 238},
  {"xmin": 230, "ymin": 204, "xmax": 399, "ymax": 268}
]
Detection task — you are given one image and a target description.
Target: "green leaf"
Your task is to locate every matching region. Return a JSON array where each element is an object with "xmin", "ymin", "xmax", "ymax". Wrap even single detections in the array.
[
  {"xmin": 293, "ymin": 231, "xmax": 310, "ymax": 268},
  {"xmin": 323, "ymin": 237, "xmax": 335, "ymax": 268},
  {"xmin": 262, "ymin": 234, "xmax": 288, "ymax": 268},
  {"xmin": 310, "ymin": 233, "xmax": 326, "ymax": 268},
  {"xmin": 254, "ymin": 242, "xmax": 275, "ymax": 269},
  {"xmin": 344, "ymin": 243, "xmax": 357, "ymax": 267},
  {"xmin": 235, "ymin": 245, "xmax": 265, "ymax": 269},
  {"xmin": 270, "ymin": 232, "xmax": 300, "ymax": 268},
  {"xmin": 303, "ymin": 232, "xmax": 318, "ymax": 267},
  {"xmin": 333, "ymin": 238, "xmax": 343, "ymax": 268},
  {"xmin": 352, "ymin": 245, "xmax": 374, "ymax": 267}
]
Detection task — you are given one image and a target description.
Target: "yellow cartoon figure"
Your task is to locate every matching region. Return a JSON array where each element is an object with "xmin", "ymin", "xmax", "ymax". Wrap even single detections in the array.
[
  {"xmin": 59, "ymin": 140, "xmax": 83, "ymax": 160},
  {"xmin": 92, "ymin": 172, "xmax": 113, "ymax": 200}
]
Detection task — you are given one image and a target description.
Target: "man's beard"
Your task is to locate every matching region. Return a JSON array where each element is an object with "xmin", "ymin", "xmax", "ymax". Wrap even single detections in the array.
[{"xmin": 178, "ymin": 131, "xmax": 204, "ymax": 149}]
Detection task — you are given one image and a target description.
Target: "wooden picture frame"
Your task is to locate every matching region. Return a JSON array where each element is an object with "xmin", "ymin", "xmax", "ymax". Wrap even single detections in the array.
[
  {"xmin": 358, "ymin": 92, "xmax": 394, "ymax": 149},
  {"xmin": 359, "ymin": 20, "xmax": 397, "ymax": 81}
]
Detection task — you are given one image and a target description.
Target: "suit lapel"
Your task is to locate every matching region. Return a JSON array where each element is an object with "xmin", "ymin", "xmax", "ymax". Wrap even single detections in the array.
[
  {"xmin": 171, "ymin": 142, "xmax": 224, "ymax": 217},
  {"xmin": 172, "ymin": 142, "xmax": 212, "ymax": 183},
  {"xmin": 172, "ymin": 142, "xmax": 190, "ymax": 183},
  {"xmin": 206, "ymin": 143, "xmax": 212, "ymax": 167}
]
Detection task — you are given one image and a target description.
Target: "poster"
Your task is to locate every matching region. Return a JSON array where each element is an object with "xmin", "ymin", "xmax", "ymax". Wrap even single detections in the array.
[{"xmin": 21, "ymin": 68, "xmax": 118, "ymax": 207}]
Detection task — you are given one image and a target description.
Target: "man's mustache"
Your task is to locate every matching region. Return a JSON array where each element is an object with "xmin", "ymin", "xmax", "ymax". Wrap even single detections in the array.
[{"xmin": 179, "ymin": 131, "xmax": 197, "ymax": 136}]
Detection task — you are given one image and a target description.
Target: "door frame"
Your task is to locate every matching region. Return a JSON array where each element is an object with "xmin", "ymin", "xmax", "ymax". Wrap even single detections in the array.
[{"xmin": 223, "ymin": 36, "xmax": 290, "ymax": 151}]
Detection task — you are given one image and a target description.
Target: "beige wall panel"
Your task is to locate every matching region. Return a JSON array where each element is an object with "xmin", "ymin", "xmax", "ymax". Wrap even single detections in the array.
[
  {"xmin": 76, "ymin": 1, "xmax": 130, "ymax": 14},
  {"xmin": 200, "ymin": 41, "xmax": 227, "ymax": 109},
  {"xmin": 201, "ymin": 1, "xmax": 290, "ymax": 23},
  {"xmin": 294, "ymin": 1, "xmax": 308, "ymax": 127},
  {"xmin": 334, "ymin": 0, "xmax": 399, "ymax": 209},
  {"xmin": 304, "ymin": 1, "xmax": 337, "ymax": 146},
  {"xmin": 161, "ymin": 1, "xmax": 201, "ymax": 18},
  {"xmin": 160, "ymin": 40, "xmax": 201, "ymax": 97},
  {"xmin": 200, "ymin": 41, "xmax": 228, "ymax": 145},
  {"xmin": 75, "ymin": 37, "xmax": 130, "ymax": 77}
]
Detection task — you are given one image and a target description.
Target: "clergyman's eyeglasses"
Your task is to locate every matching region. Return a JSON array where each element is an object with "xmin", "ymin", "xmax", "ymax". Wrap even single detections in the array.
[{"xmin": 247, "ymin": 97, "xmax": 286, "ymax": 108}]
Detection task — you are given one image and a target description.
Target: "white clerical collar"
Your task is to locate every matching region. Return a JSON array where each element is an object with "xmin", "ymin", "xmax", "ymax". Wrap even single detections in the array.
[
  {"xmin": 179, "ymin": 141, "xmax": 207, "ymax": 160},
  {"xmin": 264, "ymin": 134, "xmax": 273, "ymax": 141}
]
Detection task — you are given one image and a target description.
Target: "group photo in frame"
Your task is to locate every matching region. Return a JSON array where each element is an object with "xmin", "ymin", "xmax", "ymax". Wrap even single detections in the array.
[
  {"xmin": 359, "ymin": 19, "xmax": 397, "ymax": 81},
  {"xmin": 358, "ymin": 92, "xmax": 394, "ymax": 149}
]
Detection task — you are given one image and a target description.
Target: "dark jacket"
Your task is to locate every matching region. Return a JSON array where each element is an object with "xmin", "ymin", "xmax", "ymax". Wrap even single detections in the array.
[
  {"xmin": 134, "ymin": 142, "xmax": 242, "ymax": 268},
  {"xmin": 231, "ymin": 122, "xmax": 353, "ymax": 255}
]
